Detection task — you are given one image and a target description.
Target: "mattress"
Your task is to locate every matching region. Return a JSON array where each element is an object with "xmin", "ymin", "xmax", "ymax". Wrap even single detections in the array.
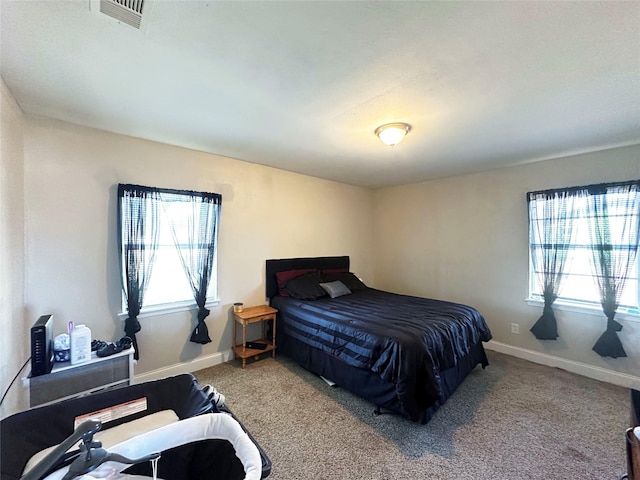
[{"xmin": 271, "ymin": 287, "xmax": 492, "ymax": 420}]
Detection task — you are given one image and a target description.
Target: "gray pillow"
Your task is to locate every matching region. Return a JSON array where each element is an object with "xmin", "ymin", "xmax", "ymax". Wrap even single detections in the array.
[{"xmin": 319, "ymin": 280, "xmax": 352, "ymax": 298}]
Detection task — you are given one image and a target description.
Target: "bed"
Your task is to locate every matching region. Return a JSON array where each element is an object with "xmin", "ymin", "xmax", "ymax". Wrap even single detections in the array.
[{"xmin": 266, "ymin": 256, "xmax": 493, "ymax": 424}]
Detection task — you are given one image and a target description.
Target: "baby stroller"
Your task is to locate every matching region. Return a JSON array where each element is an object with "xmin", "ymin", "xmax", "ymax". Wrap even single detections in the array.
[{"xmin": 0, "ymin": 374, "xmax": 271, "ymax": 480}]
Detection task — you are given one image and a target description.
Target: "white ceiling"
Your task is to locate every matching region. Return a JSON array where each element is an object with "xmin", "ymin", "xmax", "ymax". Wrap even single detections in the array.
[{"xmin": 1, "ymin": 1, "xmax": 639, "ymax": 188}]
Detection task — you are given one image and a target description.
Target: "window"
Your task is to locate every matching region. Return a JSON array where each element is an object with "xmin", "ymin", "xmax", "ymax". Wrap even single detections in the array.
[
  {"xmin": 528, "ymin": 182, "xmax": 640, "ymax": 313},
  {"xmin": 133, "ymin": 197, "xmax": 219, "ymax": 311},
  {"xmin": 118, "ymin": 184, "xmax": 222, "ymax": 314}
]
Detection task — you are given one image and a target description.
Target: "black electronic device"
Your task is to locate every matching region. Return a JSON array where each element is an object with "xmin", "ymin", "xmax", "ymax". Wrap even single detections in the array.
[
  {"xmin": 30, "ymin": 314, "xmax": 54, "ymax": 377},
  {"xmin": 245, "ymin": 341, "xmax": 268, "ymax": 350}
]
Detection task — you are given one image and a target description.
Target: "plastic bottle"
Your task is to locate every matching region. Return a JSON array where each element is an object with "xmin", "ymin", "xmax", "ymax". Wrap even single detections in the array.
[{"xmin": 70, "ymin": 324, "xmax": 92, "ymax": 365}]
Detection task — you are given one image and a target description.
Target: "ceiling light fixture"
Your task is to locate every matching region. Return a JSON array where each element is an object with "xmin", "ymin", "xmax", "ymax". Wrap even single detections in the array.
[{"xmin": 375, "ymin": 122, "xmax": 411, "ymax": 146}]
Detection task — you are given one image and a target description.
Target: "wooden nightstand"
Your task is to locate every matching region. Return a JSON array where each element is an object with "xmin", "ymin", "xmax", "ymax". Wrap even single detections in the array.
[{"xmin": 233, "ymin": 305, "xmax": 277, "ymax": 368}]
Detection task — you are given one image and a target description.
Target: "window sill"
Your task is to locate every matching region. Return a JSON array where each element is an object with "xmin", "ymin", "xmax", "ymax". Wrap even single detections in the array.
[
  {"xmin": 526, "ymin": 298, "xmax": 640, "ymax": 323},
  {"xmin": 118, "ymin": 299, "xmax": 221, "ymax": 320}
]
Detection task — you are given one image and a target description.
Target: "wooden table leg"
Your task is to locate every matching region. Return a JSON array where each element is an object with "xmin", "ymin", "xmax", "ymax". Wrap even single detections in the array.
[
  {"xmin": 272, "ymin": 317, "xmax": 276, "ymax": 358},
  {"xmin": 241, "ymin": 322, "xmax": 246, "ymax": 368}
]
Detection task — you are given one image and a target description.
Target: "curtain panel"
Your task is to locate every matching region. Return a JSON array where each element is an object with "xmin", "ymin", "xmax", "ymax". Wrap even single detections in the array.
[
  {"xmin": 117, "ymin": 184, "xmax": 161, "ymax": 360},
  {"xmin": 584, "ymin": 182, "xmax": 640, "ymax": 358},
  {"xmin": 159, "ymin": 189, "xmax": 222, "ymax": 344},
  {"xmin": 527, "ymin": 190, "xmax": 577, "ymax": 340}
]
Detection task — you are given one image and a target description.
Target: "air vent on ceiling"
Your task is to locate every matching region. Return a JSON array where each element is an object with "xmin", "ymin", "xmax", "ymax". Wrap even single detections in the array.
[{"xmin": 99, "ymin": 0, "xmax": 145, "ymax": 29}]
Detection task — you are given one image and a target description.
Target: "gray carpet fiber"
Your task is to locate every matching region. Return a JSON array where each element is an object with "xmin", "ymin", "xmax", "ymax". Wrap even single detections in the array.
[{"xmin": 193, "ymin": 351, "xmax": 628, "ymax": 479}]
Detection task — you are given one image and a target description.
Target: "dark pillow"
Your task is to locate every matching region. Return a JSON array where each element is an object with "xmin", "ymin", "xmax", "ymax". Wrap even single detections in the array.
[
  {"xmin": 319, "ymin": 280, "xmax": 352, "ymax": 299},
  {"xmin": 284, "ymin": 272, "xmax": 327, "ymax": 300},
  {"xmin": 321, "ymin": 271, "xmax": 367, "ymax": 291},
  {"xmin": 276, "ymin": 269, "xmax": 317, "ymax": 296}
]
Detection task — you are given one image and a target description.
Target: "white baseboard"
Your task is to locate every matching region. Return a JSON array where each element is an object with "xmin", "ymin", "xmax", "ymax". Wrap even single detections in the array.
[
  {"xmin": 485, "ymin": 340, "xmax": 640, "ymax": 390},
  {"xmin": 132, "ymin": 343, "xmax": 640, "ymax": 391},
  {"xmin": 133, "ymin": 349, "xmax": 234, "ymax": 384}
]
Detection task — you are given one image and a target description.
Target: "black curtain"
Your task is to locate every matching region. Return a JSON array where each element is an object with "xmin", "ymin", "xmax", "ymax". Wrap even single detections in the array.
[
  {"xmin": 117, "ymin": 184, "xmax": 161, "ymax": 360},
  {"xmin": 528, "ymin": 191, "xmax": 577, "ymax": 340},
  {"xmin": 161, "ymin": 190, "xmax": 222, "ymax": 344},
  {"xmin": 585, "ymin": 182, "xmax": 640, "ymax": 358}
]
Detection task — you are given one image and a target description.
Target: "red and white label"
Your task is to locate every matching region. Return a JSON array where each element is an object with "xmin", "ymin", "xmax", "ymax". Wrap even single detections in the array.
[{"xmin": 74, "ymin": 397, "xmax": 148, "ymax": 429}]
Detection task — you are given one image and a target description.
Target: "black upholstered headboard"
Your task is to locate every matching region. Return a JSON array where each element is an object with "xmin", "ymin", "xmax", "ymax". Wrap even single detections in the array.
[{"xmin": 265, "ymin": 256, "xmax": 350, "ymax": 299}]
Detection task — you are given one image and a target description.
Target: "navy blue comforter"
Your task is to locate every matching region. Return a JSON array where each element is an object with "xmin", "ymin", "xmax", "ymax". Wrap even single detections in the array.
[{"xmin": 271, "ymin": 288, "xmax": 492, "ymax": 421}]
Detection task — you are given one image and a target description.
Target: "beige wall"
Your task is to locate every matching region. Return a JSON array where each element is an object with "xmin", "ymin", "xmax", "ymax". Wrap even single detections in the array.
[
  {"xmin": 0, "ymin": 111, "xmax": 374, "ymax": 417},
  {"xmin": 0, "ymin": 78, "xmax": 27, "ymax": 418},
  {"xmin": 21, "ymin": 116, "xmax": 374, "ymax": 374},
  {"xmin": 373, "ymin": 145, "xmax": 640, "ymax": 378},
  {"xmin": 2, "ymin": 77, "xmax": 639, "ymax": 418}
]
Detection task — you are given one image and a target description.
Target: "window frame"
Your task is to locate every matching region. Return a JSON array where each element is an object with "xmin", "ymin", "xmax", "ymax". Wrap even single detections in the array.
[
  {"xmin": 118, "ymin": 184, "xmax": 221, "ymax": 318},
  {"xmin": 526, "ymin": 180, "xmax": 640, "ymax": 323}
]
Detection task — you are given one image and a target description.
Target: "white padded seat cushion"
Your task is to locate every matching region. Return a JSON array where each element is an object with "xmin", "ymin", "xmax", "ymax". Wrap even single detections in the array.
[
  {"xmin": 42, "ymin": 414, "xmax": 262, "ymax": 480},
  {"xmin": 23, "ymin": 410, "xmax": 179, "ymax": 474}
]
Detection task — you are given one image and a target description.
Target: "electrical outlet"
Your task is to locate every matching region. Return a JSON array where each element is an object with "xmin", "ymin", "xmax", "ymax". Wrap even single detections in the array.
[{"xmin": 511, "ymin": 323, "xmax": 520, "ymax": 334}]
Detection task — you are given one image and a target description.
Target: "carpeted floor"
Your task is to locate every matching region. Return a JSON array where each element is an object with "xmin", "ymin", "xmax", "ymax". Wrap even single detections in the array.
[{"xmin": 193, "ymin": 351, "xmax": 629, "ymax": 480}]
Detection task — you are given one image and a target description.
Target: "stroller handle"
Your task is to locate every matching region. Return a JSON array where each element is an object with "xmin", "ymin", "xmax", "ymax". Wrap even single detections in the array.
[{"xmin": 21, "ymin": 420, "xmax": 102, "ymax": 480}]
